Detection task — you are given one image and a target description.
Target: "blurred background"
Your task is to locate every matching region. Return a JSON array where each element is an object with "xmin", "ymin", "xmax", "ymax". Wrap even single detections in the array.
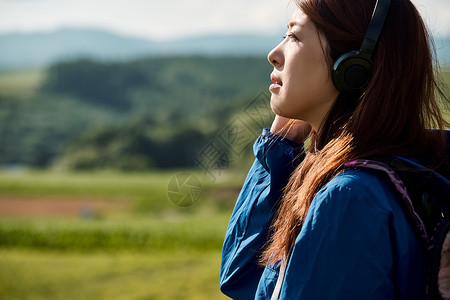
[{"xmin": 0, "ymin": 0, "xmax": 449, "ymax": 299}]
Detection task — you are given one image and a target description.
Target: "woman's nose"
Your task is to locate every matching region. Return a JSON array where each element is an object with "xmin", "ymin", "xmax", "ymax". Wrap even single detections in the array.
[{"xmin": 268, "ymin": 44, "xmax": 284, "ymax": 68}]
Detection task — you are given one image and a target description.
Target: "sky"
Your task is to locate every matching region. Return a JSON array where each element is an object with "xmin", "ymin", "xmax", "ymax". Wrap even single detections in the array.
[{"xmin": 0, "ymin": 0, "xmax": 449, "ymax": 41}]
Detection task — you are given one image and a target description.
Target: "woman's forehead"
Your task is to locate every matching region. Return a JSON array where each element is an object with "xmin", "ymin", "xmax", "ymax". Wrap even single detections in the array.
[{"xmin": 288, "ymin": 9, "xmax": 315, "ymax": 32}]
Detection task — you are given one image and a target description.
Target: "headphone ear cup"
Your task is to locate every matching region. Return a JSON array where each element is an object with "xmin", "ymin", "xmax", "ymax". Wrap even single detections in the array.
[{"xmin": 332, "ymin": 51, "xmax": 373, "ymax": 95}]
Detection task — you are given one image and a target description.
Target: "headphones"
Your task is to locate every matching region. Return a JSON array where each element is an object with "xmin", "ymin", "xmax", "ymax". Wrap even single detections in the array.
[{"xmin": 331, "ymin": 0, "xmax": 391, "ymax": 95}]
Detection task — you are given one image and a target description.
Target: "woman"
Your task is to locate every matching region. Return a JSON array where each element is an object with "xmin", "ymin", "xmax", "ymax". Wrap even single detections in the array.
[{"xmin": 220, "ymin": 0, "xmax": 450, "ymax": 299}]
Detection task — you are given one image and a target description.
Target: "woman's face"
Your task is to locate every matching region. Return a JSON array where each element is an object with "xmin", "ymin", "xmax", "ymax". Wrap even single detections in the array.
[{"xmin": 268, "ymin": 9, "xmax": 339, "ymax": 130}]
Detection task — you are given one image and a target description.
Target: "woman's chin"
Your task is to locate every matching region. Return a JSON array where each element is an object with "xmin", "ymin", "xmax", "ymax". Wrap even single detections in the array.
[{"xmin": 270, "ymin": 98, "xmax": 293, "ymax": 117}]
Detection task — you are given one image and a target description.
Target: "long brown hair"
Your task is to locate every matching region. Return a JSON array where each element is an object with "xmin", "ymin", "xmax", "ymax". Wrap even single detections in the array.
[{"xmin": 261, "ymin": 0, "xmax": 450, "ymax": 265}]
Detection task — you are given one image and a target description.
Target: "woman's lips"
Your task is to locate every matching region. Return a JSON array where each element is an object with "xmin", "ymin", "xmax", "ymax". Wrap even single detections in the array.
[{"xmin": 270, "ymin": 73, "xmax": 282, "ymax": 91}]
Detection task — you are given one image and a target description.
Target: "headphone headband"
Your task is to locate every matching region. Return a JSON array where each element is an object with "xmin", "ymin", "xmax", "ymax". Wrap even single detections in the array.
[{"xmin": 361, "ymin": 0, "xmax": 392, "ymax": 54}]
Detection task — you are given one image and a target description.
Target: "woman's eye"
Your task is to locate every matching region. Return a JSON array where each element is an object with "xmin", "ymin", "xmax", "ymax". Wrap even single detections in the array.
[{"xmin": 283, "ymin": 33, "xmax": 299, "ymax": 41}]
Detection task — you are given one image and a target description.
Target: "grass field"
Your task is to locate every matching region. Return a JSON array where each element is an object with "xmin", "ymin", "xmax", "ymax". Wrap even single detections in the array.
[
  {"xmin": 0, "ymin": 66, "xmax": 250, "ymax": 300},
  {"xmin": 0, "ymin": 250, "xmax": 229, "ymax": 300},
  {"xmin": 0, "ymin": 169, "xmax": 244, "ymax": 300},
  {"xmin": 0, "ymin": 69, "xmax": 46, "ymax": 98}
]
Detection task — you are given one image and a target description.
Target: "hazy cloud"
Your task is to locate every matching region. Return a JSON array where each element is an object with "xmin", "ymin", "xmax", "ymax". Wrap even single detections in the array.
[{"xmin": 0, "ymin": 0, "xmax": 448, "ymax": 39}]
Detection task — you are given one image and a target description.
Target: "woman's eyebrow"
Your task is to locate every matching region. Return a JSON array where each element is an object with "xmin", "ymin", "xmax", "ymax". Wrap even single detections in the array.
[{"xmin": 287, "ymin": 21, "xmax": 301, "ymax": 30}]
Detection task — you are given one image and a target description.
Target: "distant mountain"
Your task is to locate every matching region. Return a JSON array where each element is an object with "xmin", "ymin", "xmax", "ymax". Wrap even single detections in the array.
[
  {"xmin": 0, "ymin": 28, "xmax": 448, "ymax": 70},
  {"xmin": 435, "ymin": 37, "xmax": 450, "ymax": 66},
  {"xmin": 0, "ymin": 28, "xmax": 151, "ymax": 69},
  {"xmin": 0, "ymin": 28, "xmax": 280, "ymax": 70}
]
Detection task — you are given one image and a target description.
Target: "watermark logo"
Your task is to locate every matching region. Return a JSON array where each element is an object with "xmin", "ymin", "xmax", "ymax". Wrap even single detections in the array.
[
  {"xmin": 219, "ymin": 117, "xmax": 256, "ymax": 155},
  {"xmin": 244, "ymin": 91, "xmax": 273, "ymax": 129},
  {"xmin": 167, "ymin": 173, "xmax": 203, "ymax": 207},
  {"xmin": 194, "ymin": 92, "xmax": 272, "ymax": 182},
  {"xmin": 166, "ymin": 91, "xmax": 273, "ymax": 206}
]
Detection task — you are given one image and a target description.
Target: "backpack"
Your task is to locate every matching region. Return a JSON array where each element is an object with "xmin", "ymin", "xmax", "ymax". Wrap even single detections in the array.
[{"xmin": 344, "ymin": 157, "xmax": 450, "ymax": 300}]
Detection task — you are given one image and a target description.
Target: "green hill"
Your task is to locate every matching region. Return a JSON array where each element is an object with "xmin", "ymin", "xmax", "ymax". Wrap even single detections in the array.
[{"xmin": 0, "ymin": 56, "xmax": 272, "ymax": 169}]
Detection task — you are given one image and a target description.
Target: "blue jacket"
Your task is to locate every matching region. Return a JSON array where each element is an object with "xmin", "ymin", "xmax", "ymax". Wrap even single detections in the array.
[{"xmin": 220, "ymin": 129, "xmax": 450, "ymax": 299}]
